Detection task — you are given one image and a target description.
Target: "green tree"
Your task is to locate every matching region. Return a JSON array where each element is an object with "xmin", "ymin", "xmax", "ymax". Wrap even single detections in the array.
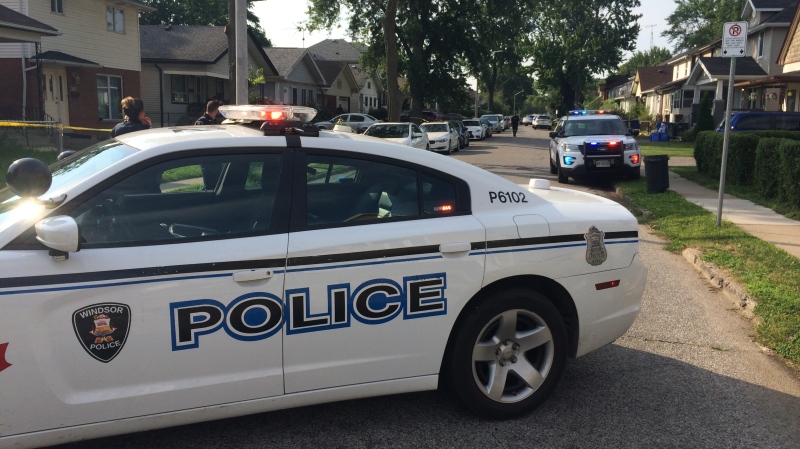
[
  {"xmin": 139, "ymin": 0, "xmax": 272, "ymax": 47},
  {"xmin": 527, "ymin": 0, "xmax": 640, "ymax": 115},
  {"xmin": 617, "ymin": 46, "xmax": 672, "ymax": 76},
  {"xmin": 662, "ymin": 0, "xmax": 741, "ymax": 52},
  {"xmin": 307, "ymin": 0, "xmax": 482, "ymax": 121},
  {"xmin": 693, "ymin": 92, "xmax": 715, "ymax": 136}
]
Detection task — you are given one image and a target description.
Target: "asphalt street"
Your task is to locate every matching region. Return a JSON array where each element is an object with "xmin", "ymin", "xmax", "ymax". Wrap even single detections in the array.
[{"xmin": 52, "ymin": 126, "xmax": 800, "ymax": 449}]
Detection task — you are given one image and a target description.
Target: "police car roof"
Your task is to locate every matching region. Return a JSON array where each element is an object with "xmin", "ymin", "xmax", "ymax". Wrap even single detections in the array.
[{"xmin": 562, "ymin": 114, "xmax": 620, "ymax": 120}]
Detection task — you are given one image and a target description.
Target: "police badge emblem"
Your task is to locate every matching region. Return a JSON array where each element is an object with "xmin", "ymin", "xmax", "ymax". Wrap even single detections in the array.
[
  {"xmin": 72, "ymin": 303, "xmax": 131, "ymax": 363},
  {"xmin": 584, "ymin": 226, "xmax": 607, "ymax": 266}
]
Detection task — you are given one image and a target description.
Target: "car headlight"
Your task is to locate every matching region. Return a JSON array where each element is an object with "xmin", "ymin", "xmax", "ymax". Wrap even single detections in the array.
[
  {"xmin": 624, "ymin": 142, "xmax": 639, "ymax": 151},
  {"xmin": 559, "ymin": 142, "xmax": 576, "ymax": 152}
]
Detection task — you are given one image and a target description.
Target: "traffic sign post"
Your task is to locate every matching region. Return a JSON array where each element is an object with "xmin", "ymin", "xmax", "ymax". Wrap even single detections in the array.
[{"xmin": 717, "ymin": 22, "xmax": 748, "ymax": 226}]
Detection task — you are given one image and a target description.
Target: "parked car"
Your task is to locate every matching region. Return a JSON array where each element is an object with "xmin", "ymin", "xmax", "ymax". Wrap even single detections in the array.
[
  {"xmin": 0, "ymin": 103, "xmax": 645, "ymax": 448},
  {"xmin": 363, "ymin": 122, "xmax": 429, "ymax": 151},
  {"xmin": 522, "ymin": 115, "xmax": 535, "ymax": 126},
  {"xmin": 420, "ymin": 121, "xmax": 459, "ymax": 154},
  {"xmin": 478, "ymin": 117, "xmax": 494, "ymax": 138},
  {"xmin": 315, "ymin": 113, "xmax": 382, "ymax": 133},
  {"xmin": 716, "ymin": 111, "xmax": 800, "ymax": 132},
  {"xmin": 480, "ymin": 114, "xmax": 504, "ymax": 133},
  {"xmin": 533, "ymin": 115, "xmax": 552, "ymax": 130},
  {"xmin": 462, "ymin": 118, "xmax": 487, "ymax": 140},
  {"xmin": 449, "ymin": 120, "xmax": 470, "ymax": 149}
]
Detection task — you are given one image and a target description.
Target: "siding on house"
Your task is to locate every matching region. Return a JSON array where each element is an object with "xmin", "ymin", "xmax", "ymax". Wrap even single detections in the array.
[
  {"xmin": 0, "ymin": 0, "xmax": 142, "ymax": 71},
  {"xmin": 286, "ymin": 58, "xmax": 318, "ymax": 85}
]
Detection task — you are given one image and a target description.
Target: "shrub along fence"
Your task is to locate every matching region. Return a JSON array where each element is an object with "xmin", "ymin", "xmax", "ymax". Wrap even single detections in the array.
[{"xmin": 695, "ymin": 131, "xmax": 800, "ymax": 207}]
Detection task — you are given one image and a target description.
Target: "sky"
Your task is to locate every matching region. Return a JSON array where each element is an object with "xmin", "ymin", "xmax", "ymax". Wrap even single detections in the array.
[{"xmin": 252, "ymin": 0, "xmax": 679, "ymax": 58}]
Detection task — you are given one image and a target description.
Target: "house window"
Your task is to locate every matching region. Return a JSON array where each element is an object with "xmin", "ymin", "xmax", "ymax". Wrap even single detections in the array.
[
  {"xmin": 51, "ymin": 0, "xmax": 63, "ymax": 14},
  {"xmin": 302, "ymin": 89, "xmax": 307, "ymax": 105},
  {"xmin": 292, "ymin": 88, "xmax": 298, "ymax": 105},
  {"xmin": 171, "ymin": 75, "xmax": 188, "ymax": 103},
  {"xmin": 107, "ymin": 7, "xmax": 124, "ymax": 33},
  {"xmin": 757, "ymin": 32, "xmax": 764, "ymax": 58},
  {"xmin": 97, "ymin": 74, "xmax": 123, "ymax": 120},
  {"xmin": 367, "ymin": 81, "xmax": 371, "ymax": 89},
  {"xmin": 364, "ymin": 96, "xmax": 368, "ymax": 107},
  {"xmin": 682, "ymin": 90, "xmax": 695, "ymax": 108}
]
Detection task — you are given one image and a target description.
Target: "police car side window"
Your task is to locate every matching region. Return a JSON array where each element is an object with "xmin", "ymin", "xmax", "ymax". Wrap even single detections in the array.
[
  {"xmin": 69, "ymin": 153, "xmax": 283, "ymax": 247},
  {"xmin": 305, "ymin": 155, "xmax": 418, "ymax": 226}
]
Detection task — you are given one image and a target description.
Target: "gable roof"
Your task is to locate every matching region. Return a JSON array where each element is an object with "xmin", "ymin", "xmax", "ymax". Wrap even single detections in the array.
[
  {"xmin": 764, "ymin": 1, "xmax": 798, "ymax": 23},
  {"xmin": 0, "ymin": 3, "xmax": 59, "ymax": 43},
  {"xmin": 777, "ymin": 1, "xmax": 800, "ymax": 63},
  {"xmin": 307, "ymin": 39, "xmax": 363, "ymax": 62},
  {"xmin": 264, "ymin": 47, "xmax": 308, "ymax": 77},
  {"xmin": 141, "ymin": 25, "xmax": 228, "ymax": 63},
  {"xmin": 315, "ymin": 60, "xmax": 349, "ymax": 87},
  {"xmin": 34, "ymin": 50, "xmax": 98, "ymax": 67},
  {"xmin": 601, "ymin": 74, "xmax": 630, "ymax": 91},
  {"xmin": 685, "ymin": 57, "xmax": 768, "ymax": 86},
  {"xmin": 635, "ymin": 66, "xmax": 674, "ymax": 92}
]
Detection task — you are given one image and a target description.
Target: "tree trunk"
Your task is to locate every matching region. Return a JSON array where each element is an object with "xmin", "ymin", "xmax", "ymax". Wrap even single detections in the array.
[
  {"xmin": 227, "ymin": 0, "xmax": 236, "ymax": 103},
  {"xmin": 383, "ymin": 0, "xmax": 401, "ymax": 121},
  {"xmin": 487, "ymin": 63, "xmax": 498, "ymax": 113},
  {"xmin": 407, "ymin": 0, "xmax": 426, "ymax": 120}
]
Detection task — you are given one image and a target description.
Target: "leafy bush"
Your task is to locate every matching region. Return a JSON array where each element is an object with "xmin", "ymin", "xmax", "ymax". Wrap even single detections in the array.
[
  {"xmin": 368, "ymin": 107, "xmax": 388, "ymax": 121},
  {"xmin": 754, "ymin": 137, "xmax": 784, "ymax": 200},
  {"xmin": 694, "ymin": 131, "xmax": 759, "ymax": 184},
  {"xmin": 778, "ymin": 139, "xmax": 800, "ymax": 207},
  {"xmin": 693, "ymin": 94, "xmax": 715, "ymax": 136}
]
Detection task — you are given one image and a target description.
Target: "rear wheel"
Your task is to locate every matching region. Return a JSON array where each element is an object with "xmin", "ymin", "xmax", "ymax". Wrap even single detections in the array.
[{"xmin": 450, "ymin": 289, "xmax": 567, "ymax": 419}]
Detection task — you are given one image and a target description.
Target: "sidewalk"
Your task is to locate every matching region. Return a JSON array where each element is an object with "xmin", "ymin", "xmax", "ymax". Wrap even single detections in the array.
[{"xmin": 643, "ymin": 156, "xmax": 800, "ymax": 260}]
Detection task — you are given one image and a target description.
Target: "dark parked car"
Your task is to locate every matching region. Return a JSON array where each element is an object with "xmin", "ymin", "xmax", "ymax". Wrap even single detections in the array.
[
  {"xmin": 449, "ymin": 120, "xmax": 470, "ymax": 149},
  {"xmin": 717, "ymin": 111, "xmax": 800, "ymax": 132}
]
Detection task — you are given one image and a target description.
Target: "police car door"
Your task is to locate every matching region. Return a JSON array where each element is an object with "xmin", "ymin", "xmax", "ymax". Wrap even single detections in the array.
[
  {"xmin": 282, "ymin": 150, "xmax": 485, "ymax": 393},
  {"xmin": 0, "ymin": 150, "xmax": 290, "ymax": 434}
]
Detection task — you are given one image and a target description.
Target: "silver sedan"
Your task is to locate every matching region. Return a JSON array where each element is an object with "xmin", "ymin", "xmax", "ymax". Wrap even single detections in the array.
[
  {"xmin": 363, "ymin": 122, "xmax": 430, "ymax": 150},
  {"xmin": 315, "ymin": 113, "xmax": 382, "ymax": 133}
]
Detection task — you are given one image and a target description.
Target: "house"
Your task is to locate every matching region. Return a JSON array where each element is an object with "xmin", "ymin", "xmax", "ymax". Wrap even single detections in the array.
[
  {"xmin": 139, "ymin": 25, "xmax": 277, "ymax": 126},
  {"xmin": 0, "ymin": 0, "xmax": 154, "ymax": 130},
  {"xmin": 262, "ymin": 47, "xmax": 326, "ymax": 107},
  {"xmin": 598, "ymin": 75, "xmax": 629, "ymax": 101},
  {"xmin": 631, "ymin": 66, "xmax": 673, "ymax": 120},
  {"xmin": 314, "ymin": 59, "xmax": 360, "ymax": 112},
  {"xmin": 608, "ymin": 77, "xmax": 635, "ymax": 112},
  {"xmin": 308, "ymin": 38, "xmax": 383, "ymax": 113},
  {"xmin": 777, "ymin": 0, "xmax": 800, "ymax": 111}
]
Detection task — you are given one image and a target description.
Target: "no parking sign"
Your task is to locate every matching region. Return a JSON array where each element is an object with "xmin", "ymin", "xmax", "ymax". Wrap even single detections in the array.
[{"xmin": 722, "ymin": 22, "xmax": 748, "ymax": 57}]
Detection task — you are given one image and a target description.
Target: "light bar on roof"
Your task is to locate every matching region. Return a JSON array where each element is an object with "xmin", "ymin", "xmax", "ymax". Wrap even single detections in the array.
[
  {"xmin": 568, "ymin": 110, "xmax": 614, "ymax": 116},
  {"xmin": 218, "ymin": 105, "xmax": 317, "ymax": 123}
]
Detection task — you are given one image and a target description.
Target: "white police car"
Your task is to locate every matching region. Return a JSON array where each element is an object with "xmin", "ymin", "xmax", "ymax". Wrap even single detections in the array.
[
  {"xmin": 549, "ymin": 110, "xmax": 642, "ymax": 184},
  {"xmin": 0, "ymin": 105, "xmax": 646, "ymax": 448}
]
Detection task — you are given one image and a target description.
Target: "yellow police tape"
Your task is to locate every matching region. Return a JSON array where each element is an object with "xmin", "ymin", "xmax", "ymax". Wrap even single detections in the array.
[{"xmin": 0, "ymin": 121, "xmax": 112, "ymax": 132}]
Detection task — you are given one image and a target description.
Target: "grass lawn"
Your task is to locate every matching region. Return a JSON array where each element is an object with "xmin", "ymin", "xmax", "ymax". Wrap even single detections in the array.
[
  {"xmin": 616, "ymin": 177, "xmax": 800, "ymax": 365},
  {"xmin": 636, "ymin": 138, "xmax": 695, "ymax": 157}
]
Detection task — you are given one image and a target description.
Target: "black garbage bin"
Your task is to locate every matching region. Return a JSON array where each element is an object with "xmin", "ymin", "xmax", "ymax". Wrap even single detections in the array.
[{"xmin": 644, "ymin": 154, "xmax": 669, "ymax": 193}]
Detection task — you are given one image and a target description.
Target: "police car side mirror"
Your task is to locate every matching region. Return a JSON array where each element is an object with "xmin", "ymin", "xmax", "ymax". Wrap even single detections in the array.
[
  {"xmin": 630, "ymin": 129, "xmax": 640, "ymax": 137},
  {"xmin": 35, "ymin": 215, "xmax": 80, "ymax": 260},
  {"xmin": 413, "ymin": 133, "xmax": 423, "ymax": 138},
  {"xmin": 548, "ymin": 131, "xmax": 558, "ymax": 139},
  {"xmin": 6, "ymin": 158, "xmax": 52, "ymax": 199}
]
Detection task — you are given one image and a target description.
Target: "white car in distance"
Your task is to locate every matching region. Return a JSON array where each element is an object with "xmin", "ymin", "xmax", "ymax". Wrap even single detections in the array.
[
  {"xmin": 462, "ymin": 119, "xmax": 487, "ymax": 140},
  {"xmin": 363, "ymin": 122, "xmax": 429, "ymax": 151},
  {"xmin": 420, "ymin": 121, "xmax": 460, "ymax": 154}
]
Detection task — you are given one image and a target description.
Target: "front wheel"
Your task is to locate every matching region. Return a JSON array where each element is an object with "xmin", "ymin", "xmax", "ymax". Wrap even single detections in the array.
[
  {"xmin": 450, "ymin": 289, "xmax": 567, "ymax": 419},
  {"xmin": 549, "ymin": 158, "xmax": 557, "ymax": 174},
  {"xmin": 557, "ymin": 158, "xmax": 569, "ymax": 184}
]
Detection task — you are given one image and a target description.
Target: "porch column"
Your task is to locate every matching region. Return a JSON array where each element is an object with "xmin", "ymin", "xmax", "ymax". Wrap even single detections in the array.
[{"xmin": 712, "ymin": 80, "xmax": 726, "ymax": 126}]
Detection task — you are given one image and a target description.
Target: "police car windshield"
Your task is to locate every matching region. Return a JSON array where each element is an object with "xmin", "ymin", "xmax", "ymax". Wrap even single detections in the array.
[
  {"xmin": 0, "ymin": 141, "xmax": 137, "ymax": 228},
  {"xmin": 364, "ymin": 124, "xmax": 409, "ymax": 138},
  {"xmin": 563, "ymin": 118, "xmax": 628, "ymax": 136}
]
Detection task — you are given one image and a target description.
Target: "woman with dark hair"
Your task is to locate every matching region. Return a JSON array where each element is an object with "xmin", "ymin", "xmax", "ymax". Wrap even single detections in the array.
[{"xmin": 111, "ymin": 97, "xmax": 152, "ymax": 137}]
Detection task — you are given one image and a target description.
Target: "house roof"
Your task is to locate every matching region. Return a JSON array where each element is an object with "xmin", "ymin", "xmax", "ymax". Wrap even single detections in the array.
[
  {"xmin": 698, "ymin": 57, "xmax": 768, "ymax": 76},
  {"xmin": 141, "ymin": 25, "xmax": 228, "ymax": 63},
  {"xmin": 654, "ymin": 76, "xmax": 689, "ymax": 94},
  {"xmin": 743, "ymin": 0, "xmax": 795, "ymax": 20},
  {"xmin": 601, "ymin": 74, "xmax": 630, "ymax": 91},
  {"xmin": 763, "ymin": 1, "xmax": 798, "ymax": 23},
  {"xmin": 115, "ymin": 0, "xmax": 156, "ymax": 12},
  {"xmin": 264, "ymin": 47, "xmax": 311, "ymax": 77},
  {"xmin": 33, "ymin": 50, "xmax": 99, "ymax": 67},
  {"xmin": 315, "ymin": 60, "xmax": 348, "ymax": 87},
  {"xmin": 0, "ymin": 4, "xmax": 60, "ymax": 43},
  {"xmin": 635, "ymin": 66, "xmax": 674, "ymax": 92},
  {"xmin": 307, "ymin": 39, "xmax": 363, "ymax": 62}
]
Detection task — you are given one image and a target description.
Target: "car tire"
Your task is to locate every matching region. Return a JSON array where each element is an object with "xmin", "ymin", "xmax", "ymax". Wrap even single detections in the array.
[
  {"xmin": 449, "ymin": 289, "xmax": 567, "ymax": 419},
  {"xmin": 557, "ymin": 159, "xmax": 569, "ymax": 184},
  {"xmin": 446, "ymin": 141, "xmax": 453, "ymax": 154},
  {"xmin": 549, "ymin": 158, "xmax": 557, "ymax": 175},
  {"xmin": 628, "ymin": 168, "xmax": 641, "ymax": 180},
  {"xmin": 426, "ymin": 144, "xmax": 430, "ymax": 151}
]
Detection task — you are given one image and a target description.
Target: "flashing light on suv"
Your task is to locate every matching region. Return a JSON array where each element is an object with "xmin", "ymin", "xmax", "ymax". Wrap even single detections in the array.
[
  {"xmin": 563, "ymin": 156, "xmax": 576, "ymax": 165},
  {"xmin": 569, "ymin": 110, "xmax": 613, "ymax": 115},
  {"xmin": 218, "ymin": 105, "xmax": 317, "ymax": 123}
]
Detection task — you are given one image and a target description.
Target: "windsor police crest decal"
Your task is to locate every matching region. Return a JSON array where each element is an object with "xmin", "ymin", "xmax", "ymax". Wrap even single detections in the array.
[
  {"xmin": 72, "ymin": 303, "xmax": 131, "ymax": 363},
  {"xmin": 584, "ymin": 226, "xmax": 607, "ymax": 266}
]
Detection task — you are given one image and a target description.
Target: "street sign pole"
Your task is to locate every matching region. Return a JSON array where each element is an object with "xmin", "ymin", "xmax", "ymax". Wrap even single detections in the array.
[
  {"xmin": 717, "ymin": 58, "xmax": 736, "ymax": 226},
  {"xmin": 717, "ymin": 21, "xmax": 747, "ymax": 226}
]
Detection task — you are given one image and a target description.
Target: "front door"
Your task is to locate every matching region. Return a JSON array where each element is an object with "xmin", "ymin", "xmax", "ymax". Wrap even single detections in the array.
[
  {"xmin": 0, "ymin": 150, "xmax": 290, "ymax": 435},
  {"xmin": 282, "ymin": 150, "xmax": 485, "ymax": 393},
  {"xmin": 43, "ymin": 66, "xmax": 69, "ymax": 125}
]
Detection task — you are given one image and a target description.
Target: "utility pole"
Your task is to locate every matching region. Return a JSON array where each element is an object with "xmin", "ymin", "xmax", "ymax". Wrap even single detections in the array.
[{"xmin": 645, "ymin": 24, "xmax": 657, "ymax": 50}]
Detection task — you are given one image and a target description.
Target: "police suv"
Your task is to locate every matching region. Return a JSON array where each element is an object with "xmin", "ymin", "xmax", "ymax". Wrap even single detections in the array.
[
  {"xmin": 549, "ymin": 110, "xmax": 642, "ymax": 184},
  {"xmin": 0, "ymin": 105, "xmax": 646, "ymax": 448}
]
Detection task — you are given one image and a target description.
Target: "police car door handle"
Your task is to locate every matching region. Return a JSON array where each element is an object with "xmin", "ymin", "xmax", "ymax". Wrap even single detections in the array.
[
  {"xmin": 233, "ymin": 269, "xmax": 273, "ymax": 282},
  {"xmin": 439, "ymin": 242, "xmax": 471, "ymax": 254}
]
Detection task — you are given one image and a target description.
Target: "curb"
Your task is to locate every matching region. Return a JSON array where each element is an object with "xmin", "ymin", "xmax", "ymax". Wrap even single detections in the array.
[{"xmin": 612, "ymin": 187, "xmax": 759, "ymax": 322}]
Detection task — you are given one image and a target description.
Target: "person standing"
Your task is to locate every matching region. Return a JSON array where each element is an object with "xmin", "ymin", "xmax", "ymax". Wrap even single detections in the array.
[
  {"xmin": 111, "ymin": 97, "xmax": 151, "ymax": 137},
  {"xmin": 195, "ymin": 100, "xmax": 222, "ymax": 125},
  {"xmin": 511, "ymin": 112, "xmax": 520, "ymax": 137}
]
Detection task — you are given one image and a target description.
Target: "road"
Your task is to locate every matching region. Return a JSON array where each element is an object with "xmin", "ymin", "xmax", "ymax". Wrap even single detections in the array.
[{"xmin": 53, "ymin": 126, "xmax": 800, "ymax": 449}]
